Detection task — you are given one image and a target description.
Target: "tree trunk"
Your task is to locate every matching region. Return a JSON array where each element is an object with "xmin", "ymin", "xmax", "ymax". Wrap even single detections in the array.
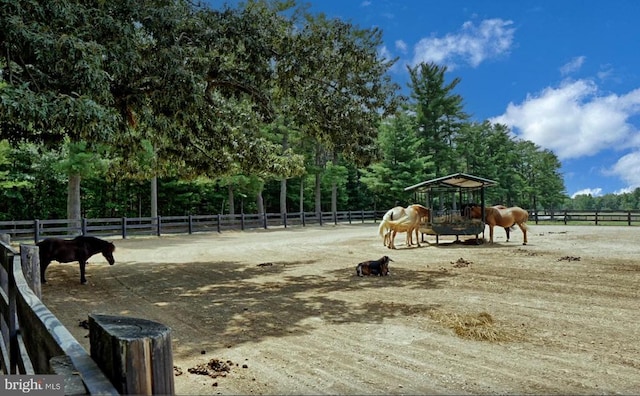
[
  {"xmin": 280, "ymin": 132, "xmax": 289, "ymax": 215},
  {"xmin": 315, "ymin": 172, "xmax": 322, "ymax": 213},
  {"xmin": 315, "ymin": 147, "xmax": 322, "ymax": 213},
  {"xmin": 331, "ymin": 151, "xmax": 338, "ymax": 213},
  {"xmin": 331, "ymin": 180, "xmax": 337, "ymax": 214},
  {"xmin": 299, "ymin": 178, "xmax": 304, "ymax": 213},
  {"xmin": 228, "ymin": 185, "xmax": 235, "ymax": 215},
  {"xmin": 150, "ymin": 176, "xmax": 158, "ymax": 218},
  {"xmin": 151, "ymin": 176, "xmax": 158, "ymax": 233},
  {"xmin": 67, "ymin": 173, "xmax": 82, "ymax": 231},
  {"xmin": 257, "ymin": 189, "xmax": 265, "ymax": 215},
  {"xmin": 280, "ymin": 179, "xmax": 287, "ymax": 214}
]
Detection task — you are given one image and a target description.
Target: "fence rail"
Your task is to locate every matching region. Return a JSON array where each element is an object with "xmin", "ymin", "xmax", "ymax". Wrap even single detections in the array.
[
  {"xmin": 530, "ymin": 210, "xmax": 640, "ymax": 225},
  {"xmin": 0, "ymin": 210, "xmax": 382, "ymax": 242},
  {"xmin": 2, "ymin": 209, "xmax": 640, "ymax": 243}
]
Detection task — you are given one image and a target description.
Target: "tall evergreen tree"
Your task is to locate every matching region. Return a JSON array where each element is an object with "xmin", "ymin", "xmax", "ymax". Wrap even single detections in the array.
[
  {"xmin": 408, "ymin": 62, "xmax": 468, "ymax": 177},
  {"xmin": 360, "ymin": 112, "xmax": 433, "ymax": 208}
]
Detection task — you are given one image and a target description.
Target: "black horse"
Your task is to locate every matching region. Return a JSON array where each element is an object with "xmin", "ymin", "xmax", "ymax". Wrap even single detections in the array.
[{"xmin": 36, "ymin": 236, "xmax": 116, "ymax": 284}]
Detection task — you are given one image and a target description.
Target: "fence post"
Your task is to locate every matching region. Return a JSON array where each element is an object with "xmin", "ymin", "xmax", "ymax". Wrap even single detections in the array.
[
  {"xmin": 1, "ymin": 235, "xmax": 18, "ymax": 375},
  {"xmin": 89, "ymin": 314, "xmax": 174, "ymax": 395},
  {"xmin": 81, "ymin": 218, "xmax": 88, "ymax": 235},
  {"xmin": 263, "ymin": 213, "xmax": 267, "ymax": 229},
  {"xmin": 302, "ymin": 212, "xmax": 305, "ymax": 227},
  {"xmin": 122, "ymin": 217, "xmax": 128, "ymax": 239},
  {"xmin": 283, "ymin": 213, "xmax": 287, "ymax": 228},
  {"xmin": 241, "ymin": 213, "xmax": 245, "ymax": 231},
  {"xmin": 156, "ymin": 216, "xmax": 162, "ymax": 236},
  {"xmin": 628, "ymin": 211, "xmax": 632, "ymax": 226},
  {"xmin": 4, "ymin": 245, "xmax": 18, "ymax": 374},
  {"xmin": 595, "ymin": 211, "xmax": 599, "ymax": 225},
  {"xmin": 20, "ymin": 244, "xmax": 41, "ymax": 300},
  {"xmin": 564, "ymin": 210, "xmax": 568, "ymax": 225},
  {"xmin": 217, "ymin": 214, "xmax": 221, "ymax": 233},
  {"xmin": 333, "ymin": 211, "xmax": 337, "ymax": 225},
  {"xmin": 319, "ymin": 212, "xmax": 323, "ymax": 226},
  {"xmin": 188, "ymin": 215, "xmax": 193, "ymax": 234},
  {"xmin": 362, "ymin": 209, "xmax": 365, "ymax": 223},
  {"xmin": 34, "ymin": 219, "xmax": 40, "ymax": 244},
  {"xmin": 348, "ymin": 211, "xmax": 352, "ymax": 224}
]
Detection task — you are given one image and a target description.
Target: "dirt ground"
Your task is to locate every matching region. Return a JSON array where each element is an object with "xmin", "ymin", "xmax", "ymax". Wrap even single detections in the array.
[{"xmin": 40, "ymin": 223, "xmax": 639, "ymax": 395}]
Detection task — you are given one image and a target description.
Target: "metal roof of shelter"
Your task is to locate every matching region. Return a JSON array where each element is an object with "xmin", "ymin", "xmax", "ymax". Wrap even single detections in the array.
[{"xmin": 404, "ymin": 172, "xmax": 497, "ymax": 192}]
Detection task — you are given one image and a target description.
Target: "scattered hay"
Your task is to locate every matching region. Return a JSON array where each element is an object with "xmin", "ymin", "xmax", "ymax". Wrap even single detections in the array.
[
  {"xmin": 188, "ymin": 358, "xmax": 233, "ymax": 378},
  {"xmin": 515, "ymin": 248, "xmax": 539, "ymax": 256},
  {"xmin": 428, "ymin": 310, "xmax": 515, "ymax": 342},
  {"xmin": 451, "ymin": 258, "xmax": 472, "ymax": 268},
  {"xmin": 557, "ymin": 256, "xmax": 580, "ymax": 262}
]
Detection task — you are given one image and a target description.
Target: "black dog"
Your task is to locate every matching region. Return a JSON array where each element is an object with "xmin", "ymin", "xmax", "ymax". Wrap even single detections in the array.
[{"xmin": 356, "ymin": 256, "xmax": 393, "ymax": 277}]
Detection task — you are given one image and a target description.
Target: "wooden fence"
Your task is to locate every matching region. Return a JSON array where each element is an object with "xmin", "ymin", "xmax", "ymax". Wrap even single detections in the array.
[
  {"xmin": 529, "ymin": 210, "xmax": 640, "ymax": 225},
  {"xmin": 0, "ymin": 210, "xmax": 380, "ymax": 242},
  {"xmin": 2, "ymin": 209, "xmax": 640, "ymax": 243},
  {"xmin": 0, "ymin": 237, "xmax": 174, "ymax": 394}
]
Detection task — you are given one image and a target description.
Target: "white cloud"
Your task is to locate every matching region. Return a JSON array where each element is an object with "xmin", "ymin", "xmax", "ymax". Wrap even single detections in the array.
[
  {"xmin": 411, "ymin": 18, "xmax": 515, "ymax": 69},
  {"xmin": 378, "ymin": 45, "xmax": 402, "ymax": 72},
  {"xmin": 571, "ymin": 188, "xmax": 602, "ymax": 198},
  {"xmin": 559, "ymin": 56, "xmax": 586, "ymax": 76},
  {"xmin": 378, "ymin": 45, "xmax": 393, "ymax": 61},
  {"xmin": 491, "ymin": 80, "xmax": 640, "ymax": 160},
  {"xmin": 395, "ymin": 39, "xmax": 408, "ymax": 54},
  {"xmin": 605, "ymin": 151, "xmax": 640, "ymax": 191}
]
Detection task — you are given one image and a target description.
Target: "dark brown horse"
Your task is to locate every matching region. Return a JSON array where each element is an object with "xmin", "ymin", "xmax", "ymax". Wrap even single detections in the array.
[
  {"xmin": 37, "ymin": 236, "xmax": 116, "ymax": 284},
  {"xmin": 469, "ymin": 205, "xmax": 529, "ymax": 245}
]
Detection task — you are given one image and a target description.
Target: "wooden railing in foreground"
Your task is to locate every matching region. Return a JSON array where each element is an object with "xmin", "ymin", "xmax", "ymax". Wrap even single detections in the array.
[{"xmin": 0, "ymin": 237, "xmax": 174, "ymax": 394}]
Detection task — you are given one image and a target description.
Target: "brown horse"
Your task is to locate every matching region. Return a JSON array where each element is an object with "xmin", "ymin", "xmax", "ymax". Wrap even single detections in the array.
[
  {"xmin": 469, "ymin": 205, "xmax": 529, "ymax": 245},
  {"xmin": 379, "ymin": 204, "xmax": 430, "ymax": 249}
]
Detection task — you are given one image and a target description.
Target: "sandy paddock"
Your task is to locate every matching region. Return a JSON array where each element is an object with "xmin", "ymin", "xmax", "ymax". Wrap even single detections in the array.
[{"xmin": 41, "ymin": 223, "xmax": 640, "ymax": 395}]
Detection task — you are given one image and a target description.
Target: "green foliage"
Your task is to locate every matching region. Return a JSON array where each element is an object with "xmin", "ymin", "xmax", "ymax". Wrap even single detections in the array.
[
  {"xmin": 0, "ymin": 0, "xmax": 577, "ymax": 219},
  {"xmin": 55, "ymin": 139, "xmax": 111, "ymax": 178},
  {"xmin": 276, "ymin": 10, "xmax": 403, "ymax": 166},
  {"xmin": 408, "ymin": 62, "xmax": 468, "ymax": 176},
  {"xmin": 360, "ymin": 112, "xmax": 434, "ymax": 207},
  {"xmin": 0, "ymin": 142, "xmax": 67, "ymax": 219}
]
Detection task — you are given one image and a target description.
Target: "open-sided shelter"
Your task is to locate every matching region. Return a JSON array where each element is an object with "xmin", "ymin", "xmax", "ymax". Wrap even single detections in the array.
[{"xmin": 404, "ymin": 173, "xmax": 497, "ymax": 244}]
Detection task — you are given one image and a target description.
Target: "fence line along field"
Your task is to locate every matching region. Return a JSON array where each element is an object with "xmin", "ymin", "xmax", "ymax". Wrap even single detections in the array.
[{"xmin": 40, "ymin": 223, "xmax": 639, "ymax": 395}]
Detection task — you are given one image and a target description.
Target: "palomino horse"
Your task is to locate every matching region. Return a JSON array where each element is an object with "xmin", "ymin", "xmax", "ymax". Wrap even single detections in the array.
[
  {"xmin": 379, "ymin": 204, "xmax": 430, "ymax": 249},
  {"xmin": 378, "ymin": 206, "xmax": 410, "ymax": 247},
  {"xmin": 469, "ymin": 205, "xmax": 529, "ymax": 245}
]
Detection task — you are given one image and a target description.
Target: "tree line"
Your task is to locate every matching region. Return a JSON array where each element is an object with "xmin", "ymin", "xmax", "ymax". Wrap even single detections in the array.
[{"xmin": 0, "ymin": 0, "xmax": 617, "ymax": 222}]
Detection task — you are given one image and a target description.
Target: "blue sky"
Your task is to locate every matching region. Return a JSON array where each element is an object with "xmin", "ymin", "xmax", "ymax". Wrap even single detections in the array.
[{"xmin": 211, "ymin": 0, "xmax": 640, "ymax": 198}]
